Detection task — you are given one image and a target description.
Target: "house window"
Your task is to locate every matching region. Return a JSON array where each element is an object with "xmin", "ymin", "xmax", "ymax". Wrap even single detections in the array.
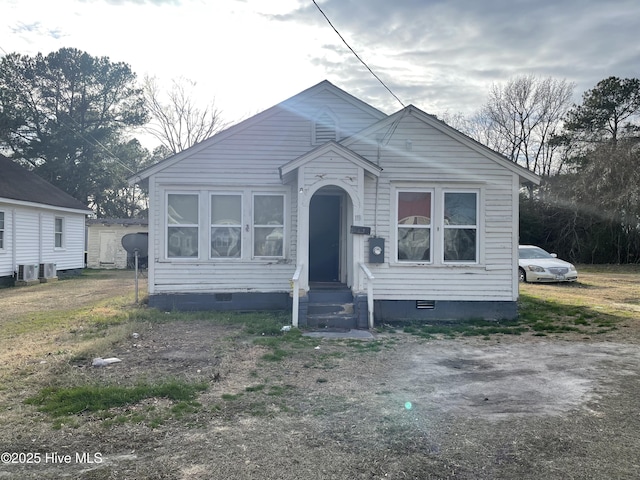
[
  {"xmin": 167, "ymin": 193, "xmax": 199, "ymax": 258},
  {"xmin": 253, "ymin": 194, "xmax": 284, "ymax": 257},
  {"xmin": 55, "ymin": 217, "xmax": 64, "ymax": 248},
  {"xmin": 397, "ymin": 191, "xmax": 432, "ymax": 262},
  {"xmin": 0, "ymin": 211, "xmax": 4, "ymax": 249},
  {"xmin": 211, "ymin": 194, "xmax": 242, "ymax": 258},
  {"xmin": 443, "ymin": 192, "xmax": 478, "ymax": 262}
]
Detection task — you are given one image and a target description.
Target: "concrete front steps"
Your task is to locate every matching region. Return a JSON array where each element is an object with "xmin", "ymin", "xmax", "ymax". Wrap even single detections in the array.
[{"xmin": 306, "ymin": 284, "xmax": 357, "ymax": 329}]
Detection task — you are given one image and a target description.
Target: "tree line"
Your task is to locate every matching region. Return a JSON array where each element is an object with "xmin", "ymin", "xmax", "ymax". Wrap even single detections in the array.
[
  {"xmin": 451, "ymin": 75, "xmax": 640, "ymax": 264},
  {"xmin": 1, "ymin": 48, "xmax": 638, "ymax": 263},
  {"xmin": 0, "ymin": 47, "xmax": 223, "ymax": 218}
]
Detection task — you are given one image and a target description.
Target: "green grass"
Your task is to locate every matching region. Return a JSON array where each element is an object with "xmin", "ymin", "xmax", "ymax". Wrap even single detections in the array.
[
  {"xmin": 403, "ymin": 318, "xmax": 528, "ymax": 339},
  {"xmin": 400, "ymin": 293, "xmax": 623, "ymax": 339},
  {"xmin": 25, "ymin": 380, "xmax": 207, "ymax": 418},
  {"xmin": 143, "ymin": 309, "xmax": 291, "ymax": 336},
  {"xmin": 218, "ymin": 383, "xmax": 295, "ymax": 418},
  {"xmin": 253, "ymin": 328, "xmax": 321, "ymax": 361}
]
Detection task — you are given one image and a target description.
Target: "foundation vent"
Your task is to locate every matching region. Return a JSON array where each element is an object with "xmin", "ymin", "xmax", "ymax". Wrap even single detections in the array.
[{"xmin": 416, "ymin": 300, "xmax": 435, "ymax": 310}]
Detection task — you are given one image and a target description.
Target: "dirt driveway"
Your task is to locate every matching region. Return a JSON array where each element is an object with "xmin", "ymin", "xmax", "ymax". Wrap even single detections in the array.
[{"xmin": 1, "ymin": 269, "xmax": 639, "ymax": 479}]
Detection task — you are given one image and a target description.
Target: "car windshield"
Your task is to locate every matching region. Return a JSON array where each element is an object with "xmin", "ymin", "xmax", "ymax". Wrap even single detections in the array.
[{"xmin": 519, "ymin": 247, "xmax": 553, "ymax": 259}]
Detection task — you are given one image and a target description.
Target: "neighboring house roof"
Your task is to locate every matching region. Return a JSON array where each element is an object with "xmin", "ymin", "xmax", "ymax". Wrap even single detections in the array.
[
  {"xmin": 86, "ymin": 218, "xmax": 149, "ymax": 226},
  {"xmin": 0, "ymin": 154, "xmax": 92, "ymax": 212},
  {"xmin": 128, "ymin": 80, "xmax": 388, "ymax": 184}
]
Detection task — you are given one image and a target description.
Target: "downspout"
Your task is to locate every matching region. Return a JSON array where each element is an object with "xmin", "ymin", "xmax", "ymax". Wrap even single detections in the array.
[
  {"xmin": 38, "ymin": 212, "xmax": 43, "ymax": 265},
  {"xmin": 11, "ymin": 209, "xmax": 17, "ymax": 274}
]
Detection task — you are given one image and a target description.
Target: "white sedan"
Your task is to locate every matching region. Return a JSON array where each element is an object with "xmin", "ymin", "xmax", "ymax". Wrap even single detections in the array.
[{"xmin": 518, "ymin": 245, "xmax": 578, "ymax": 283}]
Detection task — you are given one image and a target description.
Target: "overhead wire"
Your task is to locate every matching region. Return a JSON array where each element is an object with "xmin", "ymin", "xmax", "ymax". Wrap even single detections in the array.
[{"xmin": 312, "ymin": 0, "xmax": 406, "ymax": 109}]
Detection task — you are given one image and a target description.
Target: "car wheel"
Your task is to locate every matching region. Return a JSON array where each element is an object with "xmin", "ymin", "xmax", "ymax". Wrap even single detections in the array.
[{"xmin": 518, "ymin": 267, "xmax": 527, "ymax": 283}]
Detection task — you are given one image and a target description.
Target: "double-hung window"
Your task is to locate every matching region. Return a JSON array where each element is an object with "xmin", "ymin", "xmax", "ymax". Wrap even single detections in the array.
[
  {"xmin": 253, "ymin": 194, "xmax": 284, "ymax": 258},
  {"xmin": 397, "ymin": 191, "xmax": 432, "ymax": 262},
  {"xmin": 211, "ymin": 194, "xmax": 242, "ymax": 258},
  {"xmin": 395, "ymin": 187, "xmax": 479, "ymax": 264},
  {"xmin": 54, "ymin": 217, "xmax": 64, "ymax": 248},
  {"xmin": 167, "ymin": 193, "xmax": 199, "ymax": 258},
  {"xmin": 443, "ymin": 192, "xmax": 478, "ymax": 262}
]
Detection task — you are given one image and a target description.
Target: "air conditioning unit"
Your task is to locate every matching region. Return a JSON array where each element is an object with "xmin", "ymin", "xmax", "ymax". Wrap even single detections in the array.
[
  {"xmin": 17, "ymin": 264, "xmax": 39, "ymax": 283},
  {"xmin": 39, "ymin": 263, "xmax": 58, "ymax": 282}
]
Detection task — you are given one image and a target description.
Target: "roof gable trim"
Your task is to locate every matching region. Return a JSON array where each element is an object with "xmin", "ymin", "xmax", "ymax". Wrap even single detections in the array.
[
  {"xmin": 279, "ymin": 141, "xmax": 382, "ymax": 179},
  {"xmin": 342, "ymin": 105, "xmax": 541, "ymax": 185},
  {"xmin": 129, "ymin": 80, "xmax": 387, "ymax": 184}
]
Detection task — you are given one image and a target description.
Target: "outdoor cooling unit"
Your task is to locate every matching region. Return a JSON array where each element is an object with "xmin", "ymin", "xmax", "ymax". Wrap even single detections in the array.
[
  {"xmin": 17, "ymin": 264, "xmax": 39, "ymax": 282},
  {"xmin": 39, "ymin": 263, "xmax": 57, "ymax": 281}
]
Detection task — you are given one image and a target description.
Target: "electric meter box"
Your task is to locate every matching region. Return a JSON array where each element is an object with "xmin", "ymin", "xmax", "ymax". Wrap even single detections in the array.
[{"xmin": 369, "ymin": 237, "xmax": 385, "ymax": 263}]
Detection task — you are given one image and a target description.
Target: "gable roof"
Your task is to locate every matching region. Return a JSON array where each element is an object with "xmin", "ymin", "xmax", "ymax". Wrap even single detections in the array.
[
  {"xmin": 341, "ymin": 105, "xmax": 541, "ymax": 185},
  {"xmin": 128, "ymin": 80, "xmax": 387, "ymax": 185},
  {"xmin": 0, "ymin": 154, "xmax": 91, "ymax": 213},
  {"xmin": 279, "ymin": 141, "xmax": 382, "ymax": 179}
]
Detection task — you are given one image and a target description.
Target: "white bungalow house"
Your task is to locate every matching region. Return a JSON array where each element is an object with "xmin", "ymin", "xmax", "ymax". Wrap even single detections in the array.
[
  {"xmin": 0, "ymin": 154, "xmax": 91, "ymax": 285},
  {"xmin": 128, "ymin": 81, "xmax": 539, "ymax": 328}
]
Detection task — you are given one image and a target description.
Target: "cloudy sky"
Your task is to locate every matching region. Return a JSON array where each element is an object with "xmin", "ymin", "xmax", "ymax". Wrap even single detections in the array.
[{"xmin": 2, "ymin": 0, "xmax": 639, "ymax": 140}]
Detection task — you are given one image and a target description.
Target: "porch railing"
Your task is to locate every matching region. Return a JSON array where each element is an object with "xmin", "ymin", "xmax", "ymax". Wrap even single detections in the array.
[
  {"xmin": 358, "ymin": 262, "xmax": 375, "ymax": 329},
  {"xmin": 291, "ymin": 264, "xmax": 303, "ymax": 327}
]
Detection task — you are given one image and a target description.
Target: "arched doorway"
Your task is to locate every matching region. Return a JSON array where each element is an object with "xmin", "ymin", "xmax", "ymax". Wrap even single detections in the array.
[{"xmin": 308, "ymin": 186, "xmax": 350, "ymax": 285}]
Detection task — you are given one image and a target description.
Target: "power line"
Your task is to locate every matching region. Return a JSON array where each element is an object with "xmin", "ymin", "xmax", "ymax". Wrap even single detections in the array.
[{"xmin": 312, "ymin": 0, "xmax": 405, "ymax": 109}]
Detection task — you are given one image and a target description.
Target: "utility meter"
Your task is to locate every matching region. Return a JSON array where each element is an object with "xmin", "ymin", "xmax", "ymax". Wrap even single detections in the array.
[{"xmin": 369, "ymin": 238, "xmax": 385, "ymax": 263}]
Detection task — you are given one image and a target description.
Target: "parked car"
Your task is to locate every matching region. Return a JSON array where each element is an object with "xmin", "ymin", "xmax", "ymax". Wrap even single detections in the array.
[{"xmin": 518, "ymin": 245, "xmax": 578, "ymax": 283}]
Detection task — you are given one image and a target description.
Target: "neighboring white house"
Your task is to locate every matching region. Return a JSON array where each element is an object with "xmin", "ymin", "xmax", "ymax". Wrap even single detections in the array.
[
  {"xmin": 0, "ymin": 154, "xmax": 91, "ymax": 285},
  {"xmin": 86, "ymin": 218, "xmax": 149, "ymax": 269},
  {"xmin": 128, "ymin": 81, "xmax": 540, "ymax": 327}
]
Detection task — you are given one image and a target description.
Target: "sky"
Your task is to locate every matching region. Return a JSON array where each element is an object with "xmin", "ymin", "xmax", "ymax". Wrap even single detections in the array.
[{"xmin": 2, "ymin": 0, "xmax": 639, "ymax": 148}]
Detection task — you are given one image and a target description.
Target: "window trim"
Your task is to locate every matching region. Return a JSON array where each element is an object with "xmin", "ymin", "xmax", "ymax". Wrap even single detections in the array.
[
  {"xmin": 395, "ymin": 188, "xmax": 434, "ymax": 264},
  {"xmin": 160, "ymin": 188, "xmax": 289, "ymax": 263},
  {"xmin": 54, "ymin": 216, "xmax": 64, "ymax": 249},
  {"xmin": 166, "ymin": 192, "xmax": 200, "ymax": 259},
  {"xmin": 392, "ymin": 185, "xmax": 482, "ymax": 266},
  {"xmin": 210, "ymin": 192, "xmax": 243, "ymax": 260},
  {"xmin": 442, "ymin": 189, "xmax": 479, "ymax": 264},
  {"xmin": 252, "ymin": 192, "xmax": 286, "ymax": 259}
]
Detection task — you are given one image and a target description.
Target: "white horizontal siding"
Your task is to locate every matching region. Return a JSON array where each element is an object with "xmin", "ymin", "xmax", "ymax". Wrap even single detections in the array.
[
  {"xmin": 40, "ymin": 212, "xmax": 86, "ymax": 270},
  {"xmin": 367, "ymin": 264, "xmax": 514, "ymax": 301},
  {"xmin": 155, "ymin": 97, "xmax": 383, "ymax": 186},
  {"xmin": 0, "ymin": 203, "xmax": 86, "ymax": 276},
  {"xmin": 153, "ymin": 262, "xmax": 295, "ymax": 293},
  {"xmin": 349, "ymin": 111, "xmax": 518, "ymax": 301},
  {"xmin": 0, "ymin": 206, "xmax": 14, "ymax": 277},
  {"xmin": 146, "ymin": 89, "xmax": 522, "ymax": 304},
  {"xmin": 147, "ymin": 88, "xmax": 383, "ymax": 295}
]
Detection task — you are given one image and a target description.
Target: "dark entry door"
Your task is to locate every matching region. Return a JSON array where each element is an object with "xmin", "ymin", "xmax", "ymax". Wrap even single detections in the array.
[{"xmin": 309, "ymin": 195, "xmax": 340, "ymax": 282}]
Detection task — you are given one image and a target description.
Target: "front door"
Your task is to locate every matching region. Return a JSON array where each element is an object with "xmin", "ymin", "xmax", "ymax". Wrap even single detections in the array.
[{"xmin": 309, "ymin": 195, "xmax": 341, "ymax": 282}]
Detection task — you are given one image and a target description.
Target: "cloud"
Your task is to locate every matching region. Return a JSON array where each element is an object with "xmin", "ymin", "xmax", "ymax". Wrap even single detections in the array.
[
  {"xmin": 276, "ymin": 0, "xmax": 640, "ymax": 116},
  {"xmin": 10, "ymin": 22, "xmax": 67, "ymax": 42}
]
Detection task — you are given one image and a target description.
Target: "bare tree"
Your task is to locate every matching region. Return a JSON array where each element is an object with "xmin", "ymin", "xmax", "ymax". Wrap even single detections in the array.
[
  {"xmin": 472, "ymin": 75, "xmax": 574, "ymax": 177},
  {"xmin": 142, "ymin": 76, "xmax": 226, "ymax": 154}
]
